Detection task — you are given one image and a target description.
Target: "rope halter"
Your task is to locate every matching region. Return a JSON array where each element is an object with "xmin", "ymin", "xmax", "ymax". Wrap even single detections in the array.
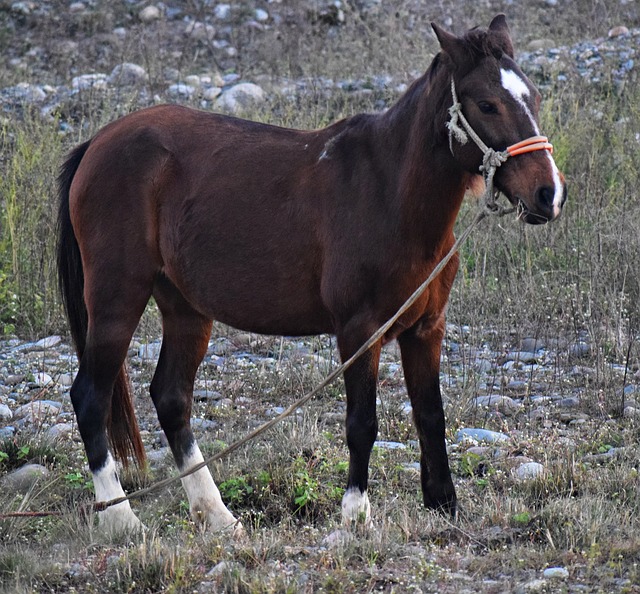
[{"xmin": 446, "ymin": 78, "xmax": 554, "ymax": 216}]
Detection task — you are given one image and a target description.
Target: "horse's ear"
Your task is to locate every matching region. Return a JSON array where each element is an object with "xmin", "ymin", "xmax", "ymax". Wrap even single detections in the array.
[
  {"xmin": 431, "ymin": 22, "xmax": 468, "ymax": 70},
  {"xmin": 488, "ymin": 14, "xmax": 514, "ymax": 58}
]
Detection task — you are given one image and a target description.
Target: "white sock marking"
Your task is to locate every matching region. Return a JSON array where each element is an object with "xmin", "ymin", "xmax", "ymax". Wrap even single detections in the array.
[
  {"xmin": 341, "ymin": 487, "xmax": 371, "ymax": 527},
  {"xmin": 93, "ymin": 453, "xmax": 143, "ymax": 533},
  {"xmin": 180, "ymin": 443, "xmax": 241, "ymax": 534},
  {"xmin": 501, "ymin": 68, "xmax": 564, "ymax": 215}
]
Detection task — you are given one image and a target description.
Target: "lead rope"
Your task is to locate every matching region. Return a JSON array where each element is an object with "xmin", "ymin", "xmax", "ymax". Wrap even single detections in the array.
[{"xmin": 1, "ymin": 81, "xmax": 545, "ymax": 521}]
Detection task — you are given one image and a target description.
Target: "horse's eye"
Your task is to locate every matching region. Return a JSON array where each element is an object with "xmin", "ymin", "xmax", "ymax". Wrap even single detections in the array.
[{"xmin": 477, "ymin": 101, "xmax": 498, "ymax": 114}]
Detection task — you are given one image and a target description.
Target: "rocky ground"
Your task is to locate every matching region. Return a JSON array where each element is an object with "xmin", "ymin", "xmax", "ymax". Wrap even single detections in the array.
[
  {"xmin": 0, "ymin": 1, "xmax": 638, "ymax": 125},
  {"xmin": 2, "ymin": 1, "xmax": 640, "ymax": 592},
  {"xmin": 2, "ymin": 323, "xmax": 639, "ymax": 504}
]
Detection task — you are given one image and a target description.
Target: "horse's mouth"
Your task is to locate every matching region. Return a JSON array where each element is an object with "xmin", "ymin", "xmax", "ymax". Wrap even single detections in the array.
[
  {"xmin": 501, "ymin": 190, "xmax": 552, "ymax": 225},
  {"xmin": 515, "ymin": 199, "xmax": 551, "ymax": 225}
]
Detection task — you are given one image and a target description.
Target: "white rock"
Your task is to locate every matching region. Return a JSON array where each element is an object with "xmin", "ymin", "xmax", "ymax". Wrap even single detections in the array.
[
  {"xmin": 46, "ymin": 423, "xmax": 74, "ymax": 441},
  {"xmin": 11, "ymin": 2, "xmax": 34, "ymax": 16},
  {"xmin": 202, "ymin": 86, "xmax": 222, "ymax": 100},
  {"xmin": 184, "ymin": 75, "xmax": 202, "ymax": 88},
  {"xmin": 543, "ymin": 567, "xmax": 569, "ymax": 579},
  {"xmin": 108, "ymin": 63, "xmax": 148, "ymax": 86},
  {"xmin": 623, "ymin": 406, "xmax": 640, "ymax": 418},
  {"xmin": 138, "ymin": 342, "xmax": 162, "ymax": 360},
  {"xmin": 8, "ymin": 83, "xmax": 47, "ymax": 102},
  {"xmin": 34, "ymin": 335, "xmax": 62, "ymax": 349},
  {"xmin": 72, "ymin": 74, "xmax": 108, "ymax": 91},
  {"xmin": 34, "ymin": 372, "xmax": 54, "ymax": 386},
  {"xmin": 1, "ymin": 464, "xmax": 49, "ymax": 493},
  {"xmin": 185, "ymin": 21, "xmax": 215, "ymax": 41},
  {"xmin": 215, "ymin": 83, "xmax": 266, "ymax": 113},
  {"xmin": 166, "ymin": 83, "xmax": 196, "ymax": 99},
  {"xmin": 0, "ymin": 404, "xmax": 13, "ymax": 421},
  {"xmin": 515, "ymin": 462, "xmax": 545, "ymax": 480},
  {"xmin": 14, "ymin": 400, "xmax": 61, "ymax": 423},
  {"xmin": 455, "ymin": 428, "xmax": 510, "ymax": 444},
  {"xmin": 139, "ymin": 5, "xmax": 161, "ymax": 23},
  {"xmin": 255, "ymin": 9, "xmax": 269, "ymax": 21},
  {"xmin": 69, "ymin": 2, "xmax": 86, "ymax": 13},
  {"xmin": 214, "ymin": 4, "xmax": 231, "ymax": 20},
  {"xmin": 322, "ymin": 529, "xmax": 354, "ymax": 549},
  {"xmin": 472, "ymin": 395, "xmax": 520, "ymax": 415}
]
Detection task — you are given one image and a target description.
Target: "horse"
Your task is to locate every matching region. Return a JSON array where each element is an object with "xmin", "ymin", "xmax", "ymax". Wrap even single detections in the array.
[{"xmin": 57, "ymin": 14, "xmax": 566, "ymax": 535}]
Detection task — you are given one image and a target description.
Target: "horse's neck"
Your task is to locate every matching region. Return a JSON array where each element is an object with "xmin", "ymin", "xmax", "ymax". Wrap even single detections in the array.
[{"xmin": 378, "ymin": 72, "xmax": 469, "ymax": 252}]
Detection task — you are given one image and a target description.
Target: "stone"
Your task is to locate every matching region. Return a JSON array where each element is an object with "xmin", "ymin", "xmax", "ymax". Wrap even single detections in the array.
[
  {"xmin": 1, "ymin": 463, "xmax": 49, "ymax": 493},
  {"xmin": 214, "ymin": 4, "xmax": 232, "ymax": 20},
  {"xmin": 608, "ymin": 26, "xmax": 630, "ymax": 38},
  {"xmin": 13, "ymin": 400, "xmax": 62, "ymax": 423},
  {"xmin": 72, "ymin": 74, "xmax": 108, "ymax": 91},
  {"xmin": 185, "ymin": 21, "xmax": 216, "ymax": 41},
  {"xmin": 139, "ymin": 5, "xmax": 162, "ymax": 23},
  {"xmin": 373, "ymin": 440, "xmax": 406, "ymax": 450},
  {"xmin": 46, "ymin": 423, "xmax": 74, "ymax": 441},
  {"xmin": 33, "ymin": 336, "xmax": 62, "ymax": 349},
  {"xmin": 108, "ymin": 63, "xmax": 148, "ymax": 86},
  {"xmin": 543, "ymin": 566, "xmax": 569, "ymax": 579},
  {"xmin": 33, "ymin": 372, "xmax": 54, "ymax": 386},
  {"xmin": 138, "ymin": 342, "xmax": 162, "ymax": 360},
  {"xmin": 167, "ymin": 83, "xmax": 197, "ymax": 99},
  {"xmin": 455, "ymin": 428, "xmax": 510, "ymax": 445},
  {"xmin": 6, "ymin": 83, "xmax": 47, "ymax": 103},
  {"xmin": 472, "ymin": 395, "xmax": 520, "ymax": 415},
  {"xmin": 322, "ymin": 529, "xmax": 354, "ymax": 549},
  {"xmin": 623, "ymin": 406, "xmax": 640, "ymax": 418},
  {"xmin": 202, "ymin": 86, "xmax": 222, "ymax": 101},
  {"xmin": 207, "ymin": 560, "xmax": 240, "ymax": 577},
  {"xmin": 215, "ymin": 83, "xmax": 266, "ymax": 114},
  {"xmin": 527, "ymin": 39, "xmax": 556, "ymax": 52},
  {"xmin": 569, "ymin": 343, "xmax": 590, "ymax": 359},
  {"xmin": 514, "ymin": 462, "xmax": 545, "ymax": 480},
  {"xmin": 0, "ymin": 403, "xmax": 13, "ymax": 421}
]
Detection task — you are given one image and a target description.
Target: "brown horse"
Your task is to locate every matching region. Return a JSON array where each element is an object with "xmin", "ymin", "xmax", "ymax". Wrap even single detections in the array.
[{"xmin": 57, "ymin": 15, "xmax": 566, "ymax": 534}]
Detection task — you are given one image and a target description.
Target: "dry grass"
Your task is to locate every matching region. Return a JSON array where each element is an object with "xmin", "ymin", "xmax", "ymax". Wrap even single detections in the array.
[{"xmin": 1, "ymin": 1, "xmax": 640, "ymax": 592}]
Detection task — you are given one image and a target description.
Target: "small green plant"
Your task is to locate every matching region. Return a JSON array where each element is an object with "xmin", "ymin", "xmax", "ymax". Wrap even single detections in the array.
[
  {"xmin": 219, "ymin": 476, "xmax": 254, "ymax": 507},
  {"xmin": 63, "ymin": 471, "xmax": 92, "ymax": 490},
  {"xmin": 293, "ymin": 465, "xmax": 320, "ymax": 513},
  {"xmin": 512, "ymin": 511, "xmax": 532, "ymax": 526}
]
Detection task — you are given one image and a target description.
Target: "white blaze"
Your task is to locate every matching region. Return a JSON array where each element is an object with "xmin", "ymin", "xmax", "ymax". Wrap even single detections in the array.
[{"xmin": 501, "ymin": 68, "xmax": 565, "ymax": 215}]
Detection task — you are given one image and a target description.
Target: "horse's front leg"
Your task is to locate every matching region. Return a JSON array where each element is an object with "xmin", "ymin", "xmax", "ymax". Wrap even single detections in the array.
[
  {"xmin": 398, "ymin": 318, "xmax": 456, "ymax": 517},
  {"xmin": 337, "ymin": 331, "xmax": 382, "ymax": 529}
]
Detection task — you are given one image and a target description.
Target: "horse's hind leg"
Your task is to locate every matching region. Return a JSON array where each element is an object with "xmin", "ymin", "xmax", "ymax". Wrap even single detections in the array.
[
  {"xmin": 72, "ymin": 281, "xmax": 152, "ymax": 534},
  {"xmin": 150, "ymin": 274, "xmax": 241, "ymax": 535}
]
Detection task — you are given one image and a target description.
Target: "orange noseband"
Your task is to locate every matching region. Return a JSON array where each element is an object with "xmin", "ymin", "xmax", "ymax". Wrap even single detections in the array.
[{"xmin": 506, "ymin": 135, "xmax": 554, "ymax": 157}]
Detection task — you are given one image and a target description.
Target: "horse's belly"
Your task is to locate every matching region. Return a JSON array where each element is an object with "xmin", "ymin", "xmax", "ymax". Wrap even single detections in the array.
[{"xmin": 169, "ymin": 258, "xmax": 333, "ymax": 336}]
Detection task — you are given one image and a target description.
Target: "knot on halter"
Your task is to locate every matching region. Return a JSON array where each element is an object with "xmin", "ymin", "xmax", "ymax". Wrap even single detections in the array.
[
  {"xmin": 446, "ymin": 99, "xmax": 468, "ymax": 151},
  {"xmin": 481, "ymin": 148, "xmax": 508, "ymax": 173}
]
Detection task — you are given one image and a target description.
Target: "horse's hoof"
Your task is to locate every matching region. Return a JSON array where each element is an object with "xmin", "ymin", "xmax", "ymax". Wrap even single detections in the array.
[{"xmin": 341, "ymin": 487, "xmax": 372, "ymax": 530}]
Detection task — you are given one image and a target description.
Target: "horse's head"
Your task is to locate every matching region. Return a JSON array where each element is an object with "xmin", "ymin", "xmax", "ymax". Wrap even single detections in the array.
[{"xmin": 432, "ymin": 15, "xmax": 566, "ymax": 224}]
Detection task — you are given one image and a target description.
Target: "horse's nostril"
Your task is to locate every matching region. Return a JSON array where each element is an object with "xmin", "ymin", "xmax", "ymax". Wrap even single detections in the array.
[{"xmin": 536, "ymin": 186, "xmax": 555, "ymax": 209}]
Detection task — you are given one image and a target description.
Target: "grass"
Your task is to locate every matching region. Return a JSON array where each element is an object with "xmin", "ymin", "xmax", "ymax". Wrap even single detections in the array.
[{"xmin": 1, "ymin": 1, "xmax": 640, "ymax": 592}]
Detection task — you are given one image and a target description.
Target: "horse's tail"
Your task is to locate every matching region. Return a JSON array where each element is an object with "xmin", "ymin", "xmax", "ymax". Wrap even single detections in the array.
[{"xmin": 57, "ymin": 141, "xmax": 146, "ymax": 468}]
